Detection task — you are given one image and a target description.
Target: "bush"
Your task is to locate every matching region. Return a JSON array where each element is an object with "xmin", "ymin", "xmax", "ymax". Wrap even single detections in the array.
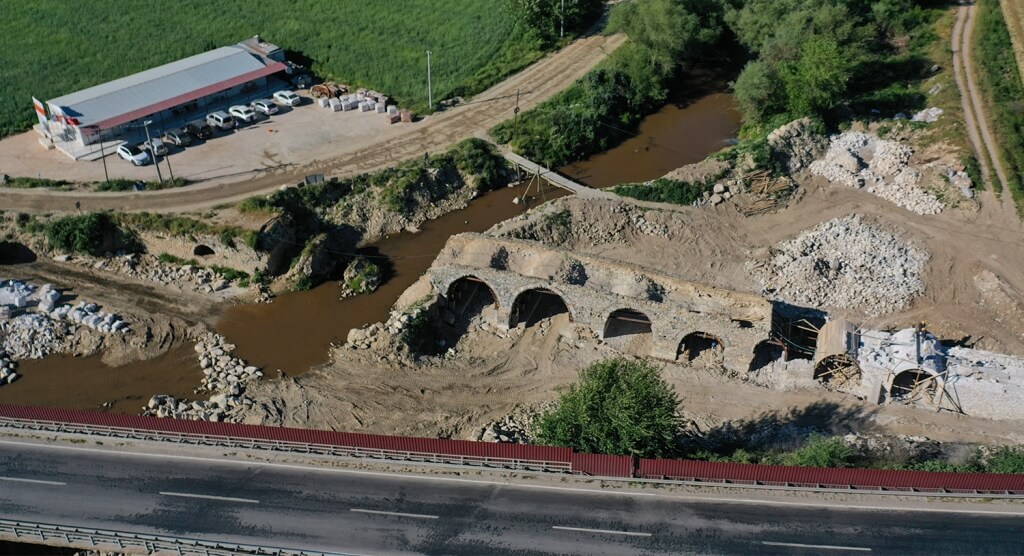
[
  {"xmin": 535, "ymin": 358, "xmax": 682, "ymax": 458},
  {"xmin": 238, "ymin": 195, "xmax": 278, "ymax": 214},
  {"xmin": 613, "ymin": 178, "xmax": 714, "ymax": 205},
  {"xmin": 778, "ymin": 435, "xmax": 856, "ymax": 468},
  {"xmin": 94, "ymin": 177, "xmax": 189, "ymax": 192},
  {"xmin": 2, "ymin": 177, "xmax": 69, "ymax": 189},
  {"xmin": 45, "ymin": 212, "xmax": 123, "ymax": 254},
  {"xmin": 157, "ymin": 253, "xmax": 198, "ymax": 266}
]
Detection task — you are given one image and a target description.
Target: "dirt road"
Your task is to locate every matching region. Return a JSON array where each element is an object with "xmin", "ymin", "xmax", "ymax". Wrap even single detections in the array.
[
  {"xmin": 953, "ymin": 2, "xmax": 1011, "ymax": 199},
  {"xmin": 0, "ymin": 33, "xmax": 626, "ymax": 214}
]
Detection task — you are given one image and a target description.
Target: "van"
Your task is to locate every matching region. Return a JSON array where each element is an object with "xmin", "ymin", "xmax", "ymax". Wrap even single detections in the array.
[{"xmin": 206, "ymin": 111, "xmax": 234, "ymax": 130}]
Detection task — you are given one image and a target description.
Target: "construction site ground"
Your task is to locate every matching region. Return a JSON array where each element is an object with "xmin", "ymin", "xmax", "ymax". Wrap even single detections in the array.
[
  {"xmin": 237, "ymin": 168, "xmax": 1024, "ymax": 449},
  {"xmin": 0, "ymin": 32, "xmax": 626, "ymax": 214}
]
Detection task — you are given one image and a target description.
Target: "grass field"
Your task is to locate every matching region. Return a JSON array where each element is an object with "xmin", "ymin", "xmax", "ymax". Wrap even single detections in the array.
[
  {"xmin": 1001, "ymin": 0, "xmax": 1024, "ymax": 81},
  {"xmin": 0, "ymin": 0, "xmax": 540, "ymax": 138}
]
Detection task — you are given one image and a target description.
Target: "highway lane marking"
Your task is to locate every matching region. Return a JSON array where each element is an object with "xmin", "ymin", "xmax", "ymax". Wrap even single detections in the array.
[
  {"xmin": 160, "ymin": 491, "xmax": 259, "ymax": 504},
  {"xmin": 0, "ymin": 476, "xmax": 65, "ymax": 486},
  {"xmin": 350, "ymin": 508, "xmax": 439, "ymax": 520},
  {"xmin": 5, "ymin": 439, "xmax": 1024, "ymax": 515},
  {"xmin": 552, "ymin": 526, "xmax": 651, "ymax": 537},
  {"xmin": 761, "ymin": 541, "xmax": 871, "ymax": 552}
]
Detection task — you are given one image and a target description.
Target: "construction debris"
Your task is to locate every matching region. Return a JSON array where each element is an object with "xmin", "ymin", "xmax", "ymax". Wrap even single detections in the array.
[{"xmin": 747, "ymin": 215, "xmax": 929, "ymax": 316}]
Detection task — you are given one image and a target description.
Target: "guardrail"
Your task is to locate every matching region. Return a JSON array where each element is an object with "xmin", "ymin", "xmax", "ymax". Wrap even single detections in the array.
[
  {"xmin": 1, "ymin": 403, "xmax": 1022, "ymax": 496},
  {"xmin": 0, "ymin": 518, "xmax": 341, "ymax": 556},
  {"xmin": 0, "ymin": 415, "xmax": 572, "ymax": 474}
]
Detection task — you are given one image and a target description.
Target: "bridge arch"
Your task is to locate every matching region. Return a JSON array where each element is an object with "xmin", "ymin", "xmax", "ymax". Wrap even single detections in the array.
[
  {"xmin": 509, "ymin": 286, "xmax": 572, "ymax": 328},
  {"xmin": 677, "ymin": 332, "xmax": 724, "ymax": 364},
  {"xmin": 889, "ymin": 368, "xmax": 938, "ymax": 402},
  {"xmin": 814, "ymin": 354, "xmax": 862, "ymax": 389},
  {"xmin": 602, "ymin": 308, "xmax": 653, "ymax": 357},
  {"xmin": 445, "ymin": 275, "xmax": 499, "ymax": 318}
]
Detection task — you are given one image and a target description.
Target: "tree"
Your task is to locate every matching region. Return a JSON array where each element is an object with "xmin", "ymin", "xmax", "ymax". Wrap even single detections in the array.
[
  {"xmin": 508, "ymin": 0, "xmax": 604, "ymax": 43},
  {"xmin": 733, "ymin": 59, "xmax": 786, "ymax": 123},
  {"xmin": 781, "ymin": 36, "xmax": 851, "ymax": 117},
  {"xmin": 535, "ymin": 358, "xmax": 683, "ymax": 458}
]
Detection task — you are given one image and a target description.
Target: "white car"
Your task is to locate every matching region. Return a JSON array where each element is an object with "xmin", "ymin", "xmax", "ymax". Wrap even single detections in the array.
[
  {"xmin": 273, "ymin": 90, "xmax": 302, "ymax": 107},
  {"xmin": 142, "ymin": 137, "xmax": 167, "ymax": 156},
  {"xmin": 250, "ymin": 98, "xmax": 279, "ymax": 116},
  {"xmin": 229, "ymin": 105, "xmax": 258, "ymax": 123},
  {"xmin": 116, "ymin": 144, "xmax": 151, "ymax": 166}
]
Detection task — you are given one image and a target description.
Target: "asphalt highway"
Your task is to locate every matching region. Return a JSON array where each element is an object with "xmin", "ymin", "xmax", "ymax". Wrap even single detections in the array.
[{"xmin": 0, "ymin": 440, "xmax": 1021, "ymax": 555}]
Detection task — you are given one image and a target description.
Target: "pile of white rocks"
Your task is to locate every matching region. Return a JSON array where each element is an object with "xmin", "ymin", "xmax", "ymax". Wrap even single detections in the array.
[
  {"xmin": 701, "ymin": 181, "xmax": 744, "ymax": 207},
  {"xmin": 0, "ymin": 350, "xmax": 17, "ymax": 385},
  {"xmin": 76, "ymin": 253, "xmax": 233, "ymax": 293},
  {"xmin": 471, "ymin": 404, "xmax": 551, "ymax": 444},
  {"xmin": 747, "ymin": 214, "xmax": 929, "ymax": 316},
  {"xmin": 143, "ymin": 333, "xmax": 262, "ymax": 422},
  {"xmin": 347, "ymin": 308, "xmax": 423, "ymax": 350},
  {"xmin": 0, "ymin": 313, "xmax": 74, "ymax": 360},
  {"xmin": 809, "ymin": 131, "xmax": 945, "ymax": 215}
]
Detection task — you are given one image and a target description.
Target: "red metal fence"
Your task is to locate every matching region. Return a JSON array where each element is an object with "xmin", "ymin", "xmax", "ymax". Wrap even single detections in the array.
[{"xmin": 1, "ymin": 404, "xmax": 1022, "ymax": 494}]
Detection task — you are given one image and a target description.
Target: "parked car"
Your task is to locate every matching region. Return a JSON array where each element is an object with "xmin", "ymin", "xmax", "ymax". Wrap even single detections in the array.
[
  {"xmin": 142, "ymin": 137, "xmax": 168, "ymax": 156},
  {"xmin": 116, "ymin": 144, "xmax": 151, "ymax": 166},
  {"xmin": 162, "ymin": 128, "xmax": 192, "ymax": 147},
  {"xmin": 206, "ymin": 111, "xmax": 234, "ymax": 130},
  {"xmin": 291, "ymin": 73, "xmax": 313, "ymax": 89},
  {"xmin": 250, "ymin": 98, "xmax": 279, "ymax": 116},
  {"xmin": 273, "ymin": 90, "xmax": 302, "ymax": 107},
  {"xmin": 228, "ymin": 105, "xmax": 257, "ymax": 123},
  {"xmin": 184, "ymin": 120, "xmax": 214, "ymax": 140}
]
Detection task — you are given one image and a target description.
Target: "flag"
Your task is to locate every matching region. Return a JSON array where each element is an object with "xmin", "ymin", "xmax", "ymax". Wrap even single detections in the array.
[{"xmin": 32, "ymin": 97, "xmax": 47, "ymax": 126}]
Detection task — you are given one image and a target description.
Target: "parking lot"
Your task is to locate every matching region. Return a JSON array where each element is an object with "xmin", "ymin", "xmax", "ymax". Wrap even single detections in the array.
[{"xmin": 0, "ymin": 89, "xmax": 413, "ymax": 187}]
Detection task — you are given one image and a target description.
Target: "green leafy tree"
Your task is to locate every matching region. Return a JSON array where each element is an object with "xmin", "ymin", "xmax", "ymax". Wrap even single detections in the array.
[
  {"xmin": 535, "ymin": 358, "xmax": 683, "ymax": 458},
  {"xmin": 733, "ymin": 59, "xmax": 787, "ymax": 124},
  {"xmin": 508, "ymin": 0, "xmax": 604, "ymax": 43},
  {"xmin": 780, "ymin": 36, "xmax": 851, "ymax": 117},
  {"xmin": 45, "ymin": 212, "xmax": 124, "ymax": 255}
]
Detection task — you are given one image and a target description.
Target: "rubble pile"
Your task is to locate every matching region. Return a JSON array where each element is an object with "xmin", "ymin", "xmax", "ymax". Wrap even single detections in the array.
[
  {"xmin": 0, "ymin": 350, "xmax": 17, "ymax": 385},
  {"xmin": 767, "ymin": 117, "xmax": 828, "ymax": 174},
  {"xmin": 809, "ymin": 132, "xmax": 945, "ymax": 215},
  {"xmin": 471, "ymin": 404, "xmax": 551, "ymax": 443},
  {"xmin": 346, "ymin": 307, "xmax": 426, "ymax": 350},
  {"xmin": 77, "ymin": 254, "xmax": 238, "ymax": 293},
  {"xmin": 747, "ymin": 215, "xmax": 929, "ymax": 316},
  {"xmin": 143, "ymin": 333, "xmax": 262, "ymax": 422}
]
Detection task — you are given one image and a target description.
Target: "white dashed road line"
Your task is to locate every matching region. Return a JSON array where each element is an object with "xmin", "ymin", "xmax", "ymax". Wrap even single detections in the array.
[
  {"xmin": 159, "ymin": 491, "xmax": 259, "ymax": 504},
  {"xmin": 0, "ymin": 476, "xmax": 65, "ymax": 486},
  {"xmin": 350, "ymin": 508, "xmax": 439, "ymax": 520},
  {"xmin": 761, "ymin": 541, "xmax": 871, "ymax": 552},
  {"xmin": 552, "ymin": 526, "xmax": 651, "ymax": 537}
]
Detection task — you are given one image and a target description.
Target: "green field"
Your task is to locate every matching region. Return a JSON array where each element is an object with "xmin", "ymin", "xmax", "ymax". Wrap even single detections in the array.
[{"xmin": 0, "ymin": 0, "xmax": 539, "ymax": 138}]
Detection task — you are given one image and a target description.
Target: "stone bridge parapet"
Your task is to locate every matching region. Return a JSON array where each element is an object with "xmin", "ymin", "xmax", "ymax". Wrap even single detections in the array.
[{"xmin": 426, "ymin": 233, "xmax": 774, "ymax": 373}]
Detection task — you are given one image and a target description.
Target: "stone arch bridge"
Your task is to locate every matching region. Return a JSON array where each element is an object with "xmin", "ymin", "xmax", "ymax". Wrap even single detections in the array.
[{"xmin": 426, "ymin": 233, "xmax": 775, "ymax": 373}]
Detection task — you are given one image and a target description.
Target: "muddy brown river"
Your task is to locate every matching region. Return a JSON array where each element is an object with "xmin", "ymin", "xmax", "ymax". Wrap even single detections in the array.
[{"xmin": 0, "ymin": 90, "xmax": 739, "ymax": 411}]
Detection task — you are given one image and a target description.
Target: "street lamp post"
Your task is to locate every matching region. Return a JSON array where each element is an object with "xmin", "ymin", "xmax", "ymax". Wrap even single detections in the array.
[
  {"xmin": 142, "ymin": 120, "xmax": 163, "ymax": 184},
  {"xmin": 426, "ymin": 50, "xmax": 433, "ymax": 109}
]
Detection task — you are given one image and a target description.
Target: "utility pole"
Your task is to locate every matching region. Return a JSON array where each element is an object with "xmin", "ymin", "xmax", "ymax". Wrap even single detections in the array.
[
  {"xmin": 142, "ymin": 120, "xmax": 163, "ymax": 184},
  {"xmin": 561, "ymin": 0, "xmax": 565, "ymax": 39},
  {"xmin": 164, "ymin": 149, "xmax": 175, "ymax": 182},
  {"xmin": 98, "ymin": 135, "xmax": 109, "ymax": 184},
  {"xmin": 426, "ymin": 50, "xmax": 433, "ymax": 109}
]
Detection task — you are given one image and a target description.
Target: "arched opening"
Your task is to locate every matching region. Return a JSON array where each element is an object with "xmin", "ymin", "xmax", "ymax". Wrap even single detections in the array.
[
  {"xmin": 889, "ymin": 369, "xmax": 938, "ymax": 402},
  {"xmin": 510, "ymin": 288, "xmax": 570, "ymax": 328},
  {"xmin": 603, "ymin": 309, "xmax": 652, "ymax": 339},
  {"xmin": 0, "ymin": 242, "xmax": 36, "ymax": 265},
  {"xmin": 445, "ymin": 276, "xmax": 498, "ymax": 320},
  {"xmin": 193, "ymin": 244, "xmax": 215, "ymax": 257},
  {"xmin": 748, "ymin": 339, "xmax": 784, "ymax": 373},
  {"xmin": 602, "ymin": 309, "xmax": 653, "ymax": 356},
  {"xmin": 677, "ymin": 332, "xmax": 724, "ymax": 364},
  {"xmin": 814, "ymin": 354, "xmax": 862, "ymax": 389}
]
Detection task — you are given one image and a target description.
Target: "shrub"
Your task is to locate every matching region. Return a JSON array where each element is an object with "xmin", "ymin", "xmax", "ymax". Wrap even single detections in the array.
[
  {"xmin": 157, "ymin": 253, "xmax": 198, "ymax": 266},
  {"xmin": 778, "ymin": 435, "xmax": 856, "ymax": 468},
  {"xmin": 535, "ymin": 358, "xmax": 682, "ymax": 458},
  {"xmin": 238, "ymin": 195, "xmax": 278, "ymax": 214},
  {"xmin": 614, "ymin": 178, "xmax": 713, "ymax": 205},
  {"xmin": 45, "ymin": 212, "xmax": 123, "ymax": 254}
]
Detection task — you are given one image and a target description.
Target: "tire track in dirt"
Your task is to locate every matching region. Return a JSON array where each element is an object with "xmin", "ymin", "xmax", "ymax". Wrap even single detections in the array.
[
  {"xmin": 0, "ymin": 34, "xmax": 626, "ymax": 214},
  {"xmin": 955, "ymin": 2, "xmax": 1012, "ymax": 201}
]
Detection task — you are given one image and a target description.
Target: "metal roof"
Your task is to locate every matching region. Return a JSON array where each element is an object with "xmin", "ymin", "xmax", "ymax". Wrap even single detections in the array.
[{"xmin": 47, "ymin": 46, "xmax": 283, "ymax": 129}]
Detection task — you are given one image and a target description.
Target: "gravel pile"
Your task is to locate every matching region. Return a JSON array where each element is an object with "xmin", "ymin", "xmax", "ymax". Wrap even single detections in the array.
[
  {"xmin": 747, "ymin": 215, "xmax": 929, "ymax": 316},
  {"xmin": 809, "ymin": 132, "xmax": 944, "ymax": 215},
  {"xmin": 79, "ymin": 253, "xmax": 236, "ymax": 293},
  {"xmin": 0, "ymin": 313, "xmax": 73, "ymax": 360}
]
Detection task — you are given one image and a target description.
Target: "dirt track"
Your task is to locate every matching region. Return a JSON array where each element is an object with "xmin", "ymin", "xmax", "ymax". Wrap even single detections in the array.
[
  {"xmin": 953, "ymin": 2, "xmax": 1011, "ymax": 200},
  {"xmin": 0, "ymin": 33, "xmax": 626, "ymax": 214}
]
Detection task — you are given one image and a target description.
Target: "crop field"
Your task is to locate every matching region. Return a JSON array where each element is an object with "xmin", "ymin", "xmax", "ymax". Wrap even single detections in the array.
[{"xmin": 0, "ymin": 0, "xmax": 537, "ymax": 138}]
